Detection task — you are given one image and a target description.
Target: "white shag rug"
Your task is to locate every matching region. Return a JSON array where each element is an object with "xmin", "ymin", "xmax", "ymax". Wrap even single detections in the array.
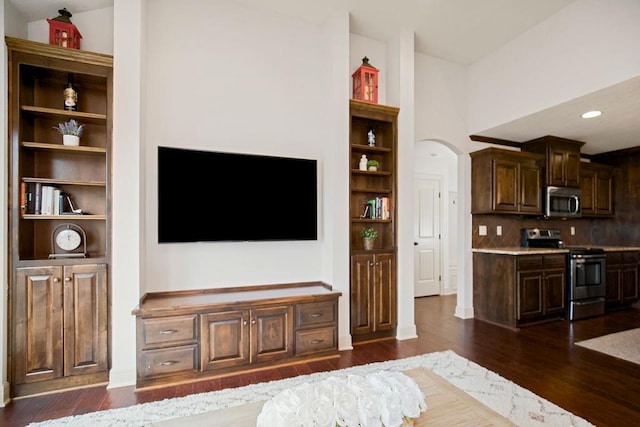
[
  {"xmin": 575, "ymin": 327, "xmax": 640, "ymax": 364},
  {"xmin": 29, "ymin": 350, "xmax": 593, "ymax": 427}
]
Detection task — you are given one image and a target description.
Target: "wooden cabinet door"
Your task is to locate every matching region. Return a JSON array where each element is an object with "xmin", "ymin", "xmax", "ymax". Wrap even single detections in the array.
[
  {"xmin": 565, "ymin": 151, "xmax": 581, "ymax": 187},
  {"xmin": 595, "ymin": 166, "xmax": 613, "ymax": 215},
  {"xmin": 621, "ymin": 252, "xmax": 639, "ymax": 303},
  {"xmin": 543, "ymin": 268, "xmax": 566, "ymax": 315},
  {"xmin": 580, "ymin": 165, "xmax": 596, "ymax": 215},
  {"xmin": 251, "ymin": 306, "xmax": 293, "ymax": 363},
  {"xmin": 519, "ymin": 163, "xmax": 542, "ymax": 213},
  {"xmin": 200, "ymin": 310, "xmax": 250, "ymax": 371},
  {"xmin": 492, "ymin": 159, "xmax": 519, "ymax": 212},
  {"xmin": 373, "ymin": 252, "xmax": 396, "ymax": 332},
  {"xmin": 605, "ymin": 252, "xmax": 622, "ymax": 304},
  {"xmin": 517, "ymin": 270, "xmax": 543, "ymax": 320},
  {"xmin": 63, "ymin": 264, "xmax": 108, "ymax": 376},
  {"xmin": 14, "ymin": 267, "xmax": 64, "ymax": 384},
  {"xmin": 548, "ymin": 149, "xmax": 581, "ymax": 187},
  {"xmin": 350, "ymin": 254, "xmax": 374, "ymax": 335}
]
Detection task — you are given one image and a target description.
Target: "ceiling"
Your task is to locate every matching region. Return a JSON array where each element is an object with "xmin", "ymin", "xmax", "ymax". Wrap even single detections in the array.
[{"xmin": 9, "ymin": 0, "xmax": 639, "ymax": 155}]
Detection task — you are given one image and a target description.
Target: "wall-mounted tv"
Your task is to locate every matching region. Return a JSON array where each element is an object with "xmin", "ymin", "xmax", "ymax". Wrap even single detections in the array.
[{"xmin": 158, "ymin": 146, "xmax": 318, "ymax": 243}]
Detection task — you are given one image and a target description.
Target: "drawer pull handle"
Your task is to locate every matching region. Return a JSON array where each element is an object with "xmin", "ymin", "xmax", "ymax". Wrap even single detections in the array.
[
  {"xmin": 159, "ymin": 329, "xmax": 178, "ymax": 335},
  {"xmin": 309, "ymin": 313, "xmax": 322, "ymax": 318},
  {"xmin": 158, "ymin": 360, "xmax": 178, "ymax": 366},
  {"xmin": 310, "ymin": 339, "xmax": 324, "ymax": 344}
]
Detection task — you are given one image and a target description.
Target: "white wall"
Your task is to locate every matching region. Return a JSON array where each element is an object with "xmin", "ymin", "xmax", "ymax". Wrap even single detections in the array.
[
  {"xmin": 27, "ymin": 8, "xmax": 114, "ymax": 54},
  {"xmin": 468, "ymin": 0, "xmax": 640, "ymax": 133}
]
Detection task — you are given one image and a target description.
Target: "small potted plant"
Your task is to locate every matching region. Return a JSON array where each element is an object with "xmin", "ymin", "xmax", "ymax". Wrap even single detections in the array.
[
  {"xmin": 53, "ymin": 119, "xmax": 84, "ymax": 146},
  {"xmin": 361, "ymin": 226, "xmax": 378, "ymax": 250},
  {"xmin": 367, "ymin": 159, "xmax": 380, "ymax": 171}
]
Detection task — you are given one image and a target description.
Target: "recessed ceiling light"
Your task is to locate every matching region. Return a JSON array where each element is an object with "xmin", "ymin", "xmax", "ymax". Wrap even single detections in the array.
[{"xmin": 581, "ymin": 110, "xmax": 602, "ymax": 119}]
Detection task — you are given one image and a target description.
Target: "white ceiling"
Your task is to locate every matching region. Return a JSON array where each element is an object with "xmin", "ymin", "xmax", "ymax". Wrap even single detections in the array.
[{"xmin": 10, "ymin": 0, "xmax": 639, "ymax": 155}]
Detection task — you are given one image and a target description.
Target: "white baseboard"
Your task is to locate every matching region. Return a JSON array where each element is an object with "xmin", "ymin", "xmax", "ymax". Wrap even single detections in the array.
[
  {"xmin": 396, "ymin": 324, "xmax": 417, "ymax": 340},
  {"xmin": 455, "ymin": 304, "xmax": 474, "ymax": 319},
  {"xmin": 0, "ymin": 381, "xmax": 9, "ymax": 407},
  {"xmin": 338, "ymin": 335, "xmax": 353, "ymax": 351},
  {"xmin": 108, "ymin": 368, "xmax": 137, "ymax": 389}
]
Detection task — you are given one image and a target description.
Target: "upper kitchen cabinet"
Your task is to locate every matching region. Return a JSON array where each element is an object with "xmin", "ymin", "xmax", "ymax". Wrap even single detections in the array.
[
  {"xmin": 522, "ymin": 136, "xmax": 584, "ymax": 188},
  {"xmin": 470, "ymin": 147, "xmax": 544, "ymax": 215},
  {"xmin": 580, "ymin": 162, "xmax": 614, "ymax": 216}
]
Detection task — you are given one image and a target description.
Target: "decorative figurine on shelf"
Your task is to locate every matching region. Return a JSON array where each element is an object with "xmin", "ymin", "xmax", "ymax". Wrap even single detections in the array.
[
  {"xmin": 367, "ymin": 128, "xmax": 376, "ymax": 146},
  {"xmin": 359, "ymin": 154, "xmax": 368, "ymax": 171}
]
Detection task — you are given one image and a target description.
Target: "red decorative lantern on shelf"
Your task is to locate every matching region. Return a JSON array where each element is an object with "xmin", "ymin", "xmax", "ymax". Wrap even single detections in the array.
[
  {"xmin": 47, "ymin": 8, "xmax": 82, "ymax": 49},
  {"xmin": 352, "ymin": 57, "xmax": 379, "ymax": 103}
]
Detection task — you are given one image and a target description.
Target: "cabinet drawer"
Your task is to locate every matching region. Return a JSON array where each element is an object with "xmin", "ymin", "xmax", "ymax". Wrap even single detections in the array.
[
  {"xmin": 623, "ymin": 252, "xmax": 639, "ymax": 264},
  {"xmin": 141, "ymin": 314, "xmax": 197, "ymax": 347},
  {"xmin": 295, "ymin": 301, "xmax": 337, "ymax": 328},
  {"xmin": 517, "ymin": 256, "xmax": 543, "ymax": 270},
  {"xmin": 295, "ymin": 327, "xmax": 337, "ymax": 355},
  {"xmin": 139, "ymin": 345, "xmax": 198, "ymax": 378},
  {"xmin": 543, "ymin": 255, "xmax": 566, "ymax": 269}
]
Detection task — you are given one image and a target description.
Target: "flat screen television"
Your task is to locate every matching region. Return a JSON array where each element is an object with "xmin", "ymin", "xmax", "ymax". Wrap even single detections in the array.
[{"xmin": 158, "ymin": 146, "xmax": 318, "ymax": 243}]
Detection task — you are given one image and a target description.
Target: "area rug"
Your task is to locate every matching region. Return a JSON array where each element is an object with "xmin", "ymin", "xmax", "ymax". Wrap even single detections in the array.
[
  {"xmin": 29, "ymin": 350, "xmax": 593, "ymax": 427},
  {"xmin": 575, "ymin": 327, "xmax": 640, "ymax": 364}
]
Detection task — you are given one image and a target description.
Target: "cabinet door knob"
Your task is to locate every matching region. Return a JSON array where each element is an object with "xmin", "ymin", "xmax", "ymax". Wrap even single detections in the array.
[
  {"xmin": 243, "ymin": 320, "xmax": 248, "ymax": 326},
  {"xmin": 64, "ymin": 277, "xmax": 72, "ymax": 282},
  {"xmin": 53, "ymin": 278, "xmax": 60, "ymax": 283},
  {"xmin": 251, "ymin": 319, "xmax": 256, "ymax": 325}
]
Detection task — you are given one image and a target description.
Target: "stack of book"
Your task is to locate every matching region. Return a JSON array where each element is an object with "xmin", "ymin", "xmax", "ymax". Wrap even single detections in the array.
[
  {"xmin": 20, "ymin": 182, "xmax": 74, "ymax": 216},
  {"xmin": 360, "ymin": 197, "xmax": 390, "ymax": 219}
]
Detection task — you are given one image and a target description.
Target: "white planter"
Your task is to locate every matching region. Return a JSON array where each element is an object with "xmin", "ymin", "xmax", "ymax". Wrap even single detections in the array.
[{"xmin": 63, "ymin": 135, "xmax": 80, "ymax": 146}]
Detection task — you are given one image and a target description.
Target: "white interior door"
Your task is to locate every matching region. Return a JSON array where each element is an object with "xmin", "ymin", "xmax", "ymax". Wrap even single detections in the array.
[{"xmin": 414, "ymin": 176, "xmax": 441, "ymax": 297}]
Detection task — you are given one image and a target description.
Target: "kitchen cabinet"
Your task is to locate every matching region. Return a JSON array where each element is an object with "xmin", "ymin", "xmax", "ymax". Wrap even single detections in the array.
[
  {"xmin": 605, "ymin": 251, "xmax": 639, "ymax": 309},
  {"xmin": 473, "ymin": 252, "xmax": 565, "ymax": 329},
  {"xmin": 132, "ymin": 282, "xmax": 341, "ymax": 389},
  {"xmin": 580, "ymin": 162, "xmax": 614, "ymax": 216},
  {"xmin": 470, "ymin": 148, "xmax": 544, "ymax": 215},
  {"xmin": 522, "ymin": 136, "xmax": 584, "ymax": 187},
  {"xmin": 350, "ymin": 252, "xmax": 396, "ymax": 341},
  {"xmin": 13, "ymin": 264, "xmax": 108, "ymax": 397}
]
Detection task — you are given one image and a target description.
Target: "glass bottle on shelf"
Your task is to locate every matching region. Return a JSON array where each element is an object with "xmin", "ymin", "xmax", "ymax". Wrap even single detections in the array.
[{"xmin": 63, "ymin": 73, "xmax": 78, "ymax": 111}]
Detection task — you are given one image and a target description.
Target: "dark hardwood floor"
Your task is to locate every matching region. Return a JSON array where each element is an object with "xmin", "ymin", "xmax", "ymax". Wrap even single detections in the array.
[{"xmin": 3, "ymin": 295, "xmax": 640, "ymax": 426}]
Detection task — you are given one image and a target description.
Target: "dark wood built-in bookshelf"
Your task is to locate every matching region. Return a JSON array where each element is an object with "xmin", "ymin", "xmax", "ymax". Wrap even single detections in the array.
[
  {"xmin": 6, "ymin": 37, "xmax": 113, "ymax": 398},
  {"xmin": 349, "ymin": 99, "xmax": 399, "ymax": 343}
]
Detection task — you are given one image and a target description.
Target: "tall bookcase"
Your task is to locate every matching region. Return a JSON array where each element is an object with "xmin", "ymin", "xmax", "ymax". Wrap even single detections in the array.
[
  {"xmin": 6, "ymin": 37, "xmax": 112, "ymax": 397},
  {"xmin": 349, "ymin": 99, "xmax": 398, "ymax": 343}
]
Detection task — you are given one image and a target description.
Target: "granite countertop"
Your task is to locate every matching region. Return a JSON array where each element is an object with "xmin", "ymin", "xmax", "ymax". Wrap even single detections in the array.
[{"xmin": 473, "ymin": 246, "xmax": 640, "ymax": 255}]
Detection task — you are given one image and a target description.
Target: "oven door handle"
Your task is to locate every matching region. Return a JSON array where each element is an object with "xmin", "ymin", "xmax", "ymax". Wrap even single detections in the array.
[{"xmin": 571, "ymin": 255, "xmax": 606, "ymax": 261}]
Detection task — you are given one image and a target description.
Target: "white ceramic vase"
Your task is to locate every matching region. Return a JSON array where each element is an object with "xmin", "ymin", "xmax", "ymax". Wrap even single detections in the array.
[{"xmin": 63, "ymin": 135, "xmax": 80, "ymax": 146}]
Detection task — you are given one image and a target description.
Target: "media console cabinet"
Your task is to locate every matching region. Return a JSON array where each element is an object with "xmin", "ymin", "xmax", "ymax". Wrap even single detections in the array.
[{"xmin": 132, "ymin": 281, "xmax": 342, "ymax": 389}]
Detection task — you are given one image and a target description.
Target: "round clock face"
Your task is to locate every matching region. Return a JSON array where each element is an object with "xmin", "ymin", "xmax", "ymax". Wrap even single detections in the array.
[{"xmin": 56, "ymin": 228, "xmax": 82, "ymax": 251}]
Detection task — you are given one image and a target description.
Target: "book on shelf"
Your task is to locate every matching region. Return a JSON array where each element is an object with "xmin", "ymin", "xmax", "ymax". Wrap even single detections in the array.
[
  {"xmin": 360, "ymin": 197, "xmax": 390, "ymax": 219},
  {"xmin": 34, "ymin": 182, "xmax": 42, "ymax": 215}
]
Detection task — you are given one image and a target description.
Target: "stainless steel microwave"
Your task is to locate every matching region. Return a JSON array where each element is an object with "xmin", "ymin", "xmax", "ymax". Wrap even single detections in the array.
[{"xmin": 544, "ymin": 186, "xmax": 582, "ymax": 218}]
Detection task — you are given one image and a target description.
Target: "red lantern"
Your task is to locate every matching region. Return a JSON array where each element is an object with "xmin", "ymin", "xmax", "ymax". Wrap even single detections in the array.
[
  {"xmin": 47, "ymin": 8, "xmax": 82, "ymax": 49},
  {"xmin": 352, "ymin": 57, "xmax": 379, "ymax": 103}
]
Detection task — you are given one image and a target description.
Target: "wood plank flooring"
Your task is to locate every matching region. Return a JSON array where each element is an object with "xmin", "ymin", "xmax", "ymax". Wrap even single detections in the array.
[{"xmin": 2, "ymin": 295, "xmax": 640, "ymax": 426}]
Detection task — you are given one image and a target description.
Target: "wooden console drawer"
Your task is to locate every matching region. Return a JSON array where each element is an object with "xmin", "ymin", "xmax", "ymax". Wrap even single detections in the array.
[
  {"xmin": 295, "ymin": 301, "xmax": 337, "ymax": 328},
  {"xmin": 139, "ymin": 345, "xmax": 198, "ymax": 378},
  {"xmin": 141, "ymin": 314, "xmax": 197, "ymax": 348},
  {"xmin": 295, "ymin": 327, "xmax": 336, "ymax": 355}
]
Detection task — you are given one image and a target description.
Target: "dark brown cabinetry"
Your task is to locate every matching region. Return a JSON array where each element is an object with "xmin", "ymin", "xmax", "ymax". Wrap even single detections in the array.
[
  {"xmin": 6, "ymin": 37, "xmax": 112, "ymax": 397},
  {"xmin": 516, "ymin": 255, "xmax": 566, "ymax": 321},
  {"xmin": 580, "ymin": 162, "xmax": 614, "ymax": 216},
  {"xmin": 349, "ymin": 100, "xmax": 398, "ymax": 343},
  {"xmin": 470, "ymin": 148, "xmax": 544, "ymax": 215},
  {"xmin": 473, "ymin": 252, "xmax": 566, "ymax": 329},
  {"xmin": 350, "ymin": 252, "xmax": 396, "ymax": 340},
  {"xmin": 13, "ymin": 264, "xmax": 108, "ymax": 397},
  {"xmin": 133, "ymin": 282, "xmax": 341, "ymax": 389},
  {"xmin": 605, "ymin": 251, "xmax": 639, "ymax": 309},
  {"xmin": 522, "ymin": 136, "xmax": 584, "ymax": 187}
]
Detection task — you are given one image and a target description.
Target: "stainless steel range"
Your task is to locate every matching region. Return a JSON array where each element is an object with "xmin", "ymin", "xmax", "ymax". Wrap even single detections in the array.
[{"xmin": 521, "ymin": 228, "xmax": 606, "ymax": 320}]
